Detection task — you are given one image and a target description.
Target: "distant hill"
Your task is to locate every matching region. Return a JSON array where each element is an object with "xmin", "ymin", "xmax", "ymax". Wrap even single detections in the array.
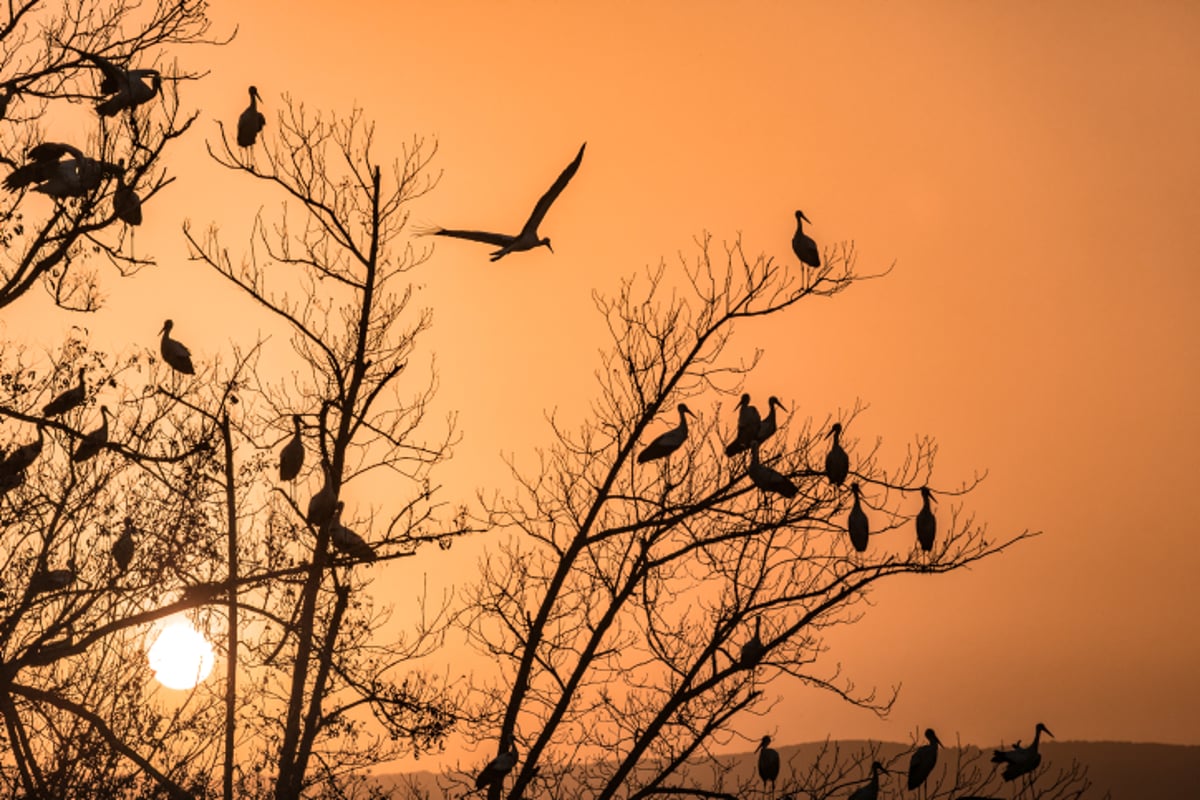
[{"xmin": 373, "ymin": 740, "xmax": 1197, "ymax": 799}]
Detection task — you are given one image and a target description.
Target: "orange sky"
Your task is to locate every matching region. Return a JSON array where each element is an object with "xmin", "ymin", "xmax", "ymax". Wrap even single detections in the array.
[{"xmin": 6, "ymin": 0, "xmax": 1199, "ymax": 767}]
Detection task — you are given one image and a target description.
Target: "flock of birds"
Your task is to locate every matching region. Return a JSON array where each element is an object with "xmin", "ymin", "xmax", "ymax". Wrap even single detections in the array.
[
  {"xmin": 0, "ymin": 313, "xmax": 376, "ymax": 600},
  {"xmin": 637, "ymin": 394, "xmax": 939, "ymax": 557},
  {"xmin": 751, "ymin": 723, "xmax": 1055, "ymax": 800},
  {"xmin": 468, "ymin": 724, "xmax": 1054, "ymax": 800}
]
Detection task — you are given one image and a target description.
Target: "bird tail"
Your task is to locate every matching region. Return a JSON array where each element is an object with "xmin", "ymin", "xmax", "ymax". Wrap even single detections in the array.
[
  {"xmin": 96, "ymin": 97, "xmax": 122, "ymax": 116},
  {"xmin": 990, "ymin": 749, "xmax": 1007, "ymax": 764}
]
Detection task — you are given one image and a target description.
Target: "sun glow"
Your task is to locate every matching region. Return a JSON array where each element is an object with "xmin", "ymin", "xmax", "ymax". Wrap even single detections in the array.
[{"xmin": 147, "ymin": 619, "xmax": 215, "ymax": 690}]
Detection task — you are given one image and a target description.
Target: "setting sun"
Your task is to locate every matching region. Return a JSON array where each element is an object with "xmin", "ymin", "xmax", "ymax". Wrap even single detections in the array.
[{"xmin": 147, "ymin": 619, "xmax": 215, "ymax": 690}]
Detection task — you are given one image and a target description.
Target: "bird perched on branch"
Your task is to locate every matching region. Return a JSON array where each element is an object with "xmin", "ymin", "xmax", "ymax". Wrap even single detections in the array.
[
  {"xmin": 72, "ymin": 406, "xmax": 110, "ymax": 462},
  {"xmin": 429, "ymin": 142, "xmax": 585, "ymax": 261},
  {"xmin": 738, "ymin": 616, "xmax": 765, "ymax": 668},
  {"xmin": 4, "ymin": 142, "xmax": 120, "ymax": 198},
  {"xmin": 29, "ymin": 565, "xmax": 76, "ymax": 595},
  {"xmin": 238, "ymin": 86, "xmax": 266, "ymax": 147},
  {"xmin": 756, "ymin": 735, "xmax": 780, "ymax": 794},
  {"xmin": 724, "ymin": 394, "xmax": 762, "ymax": 457},
  {"xmin": 159, "ymin": 320, "xmax": 194, "ymax": 375},
  {"xmin": 42, "ymin": 368, "xmax": 87, "ymax": 417},
  {"xmin": 824, "ymin": 422, "xmax": 849, "ymax": 486},
  {"xmin": 278, "ymin": 415, "xmax": 305, "ymax": 481},
  {"xmin": 71, "ymin": 48, "xmax": 162, "ymax": 115},
  {"xmin": 113, "ymin": 166, "xmax": 142, "ymax": 225},
  {"xmin": 847, "ymin": 483, "xmax": 870, "ymax": 552},
  {"xmin": 916, "ymin": 486, "xmax": 937, "ymax": 552},
  {"xmin": 475, "ymin": 738, "xmax": 518, "ymax": 791},
  {"xmin": 848, "ymin": 761, "xmax": 888, "ymax": 800},
  {"xmin": 306, "ymin": 465, "xmax": 336, "ymax": 528},
  {"xmin": 792, "ymin": 210, "xmax": 820, "ymax": 267},
  {"xmin": 330, "ymin": 502, "xmax": 377, "ymax": 562},
  {"xmin": 907, "ymin": 728, "xmax": 941, "ymax": 795},
  {"xmin": 112, "ymin": 517, "xmax": 136, "ymax": 574},
  {"xmin": 748, "ymin": 442, "xmax": 798, "ymax": 498},
  {"xmin": 637, "ymin": 403, "xmax": 694, "ymax": 463},
  {"xmin": 992, "ymin": 723, "xmax": 1053, "ymax": 781},
  {"xmin": 0, "ymin": 424, "xmax": 44, "ymax": 480}
]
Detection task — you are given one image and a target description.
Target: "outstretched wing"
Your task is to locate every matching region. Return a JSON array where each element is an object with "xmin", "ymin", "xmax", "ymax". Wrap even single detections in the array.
[
  {"xmin": 431, "ymin": 228, "xmax": 516, "ymax": 248},
  {"xmin": 519, "ymin": 142, "xmax": 586, "ymax": 237},
  {"xmin": 69, "ymin": 48, "xmax": 126, "ymax": 95}
]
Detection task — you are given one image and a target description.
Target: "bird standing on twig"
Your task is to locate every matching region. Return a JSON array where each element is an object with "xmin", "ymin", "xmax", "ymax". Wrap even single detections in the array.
[
  {"xmin": 637, "ymin": 403, "xmax": 694, "ymax": 463},
  {"xmin": 238, "ymin": 86, "xmax": 266, "ymax": 147}
]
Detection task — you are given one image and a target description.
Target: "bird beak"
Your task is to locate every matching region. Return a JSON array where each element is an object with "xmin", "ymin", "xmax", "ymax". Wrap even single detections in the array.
[
  {"xmin": 546, "ymin": 241, "xmax": 555, "ymax": 254},
  {"xmin": 801, "ymin": 211, "xmax": 812, "ymax": 224}
]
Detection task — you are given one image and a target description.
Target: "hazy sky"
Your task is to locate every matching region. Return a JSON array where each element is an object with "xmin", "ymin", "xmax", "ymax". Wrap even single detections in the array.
[{"xmin": 7, "ymin": 0, "xmax": 1199, "ymax": 765}]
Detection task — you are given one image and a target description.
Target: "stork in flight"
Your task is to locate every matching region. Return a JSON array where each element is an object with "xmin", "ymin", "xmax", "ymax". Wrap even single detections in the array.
[{"xmin": 429, "ymin": 143, "xmax": 585, "ymax": 261}]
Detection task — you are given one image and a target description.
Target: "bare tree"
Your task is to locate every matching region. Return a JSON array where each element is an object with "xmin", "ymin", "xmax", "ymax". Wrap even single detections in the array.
[
  {"xmin": 455, "ymin": 235, "xmax": 1039, "ymax": 800},
  {"xmin": 183, "ymin": 96, "xmax": 470, "ymax": 799},
  {"xmin": 0, "ymin": 0, "xmax": 223, "ymax": 311},
  {"xmin": 2, "ymin": 72, "xmax": 467, "ymax": 800}
]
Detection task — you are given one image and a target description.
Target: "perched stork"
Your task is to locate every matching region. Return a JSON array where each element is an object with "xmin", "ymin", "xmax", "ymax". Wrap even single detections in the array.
[
  {"xmin": 992, "ymin": 723, "xmax": 1053, "ymax": 782},
  {"xmin": 637, "ymin": 403, "xmax": 694, "ymax": 463},
  {"xmin": 0, "ymin": 424, "xmax": 44, "ymax": 477},
  {"xmin": 306, "ymin": 465, "xmax": 337, "ymax": 527},
  {"xmin": 848, "ymin": 761, "xmax": 888, "ymax": 800},
  {"xmin": 237, "ymin": 86, "xmax": 266, "ymax": 147},
  {"xmin": 738, "ymin": 616, "xmax": 765, "ymax": 668},
  {"xmin": 112, "ymin": 517, "xmax": 136, "ymax": 574},
  {"xmin": 847, "ymin": 483, "xmax": 869, "ymax": 552},
  {"xmin": 4, "ymin": 142, "xmax": 120, "ymax": 197},
  {"xmin": 159, "ymin": 320, "xmax": 195, "ymax": 375},
  {"xmin": 756, "ymin": 735, "xmax": 781, "ymax": 795},
  {"xmin": 824, "ymin": 422, "xmax": 849, "ymax": 486},
  {"xmin": 748, "ymin": 442, "xmax": 798, "ymax": 498},
  {"xmin": 71, "ymin": 49, "xmax": 162, "ymax": 115},
  {"xmin": 71, "ymin": 405, "xmax": 110, "ymax": 462},
  {"xmin": 430, "ymin": 143, "xmax": 585, "ymax": 261},
  {"xmin": 475, "ymin": 738, "xmax": 519, "ymax": 791},
  {"xmin": 916, "ymin": 487, "xmax": 937, "ymax": 552},
  {"xmin": 755, "ymin": 396, "xmax": 785, "ymax": 447},
  {"xmin": 907, "ymin": 728, "xmax": 941, "ymax": 796},
  {"xmin": 724, "ymin": 394, "xmax": 763, "ymax": 456},
  {"xmin": 42, "ymin": 367, "xmax": 87, "ymax": 417},
  {"xmin": 791, "ymin": 210, "xmax": 820, "ymax": 267},
  {"xmin": 278, "ymin": 415, "xmax": 305, "ymax": 481},
  {"xmin": 0, "ymin": 80, "xmax": 19, "ymax": 120},
  {"xmin": 329, "ymin": 502, "xmax": 377, "ymax": 562},
  {"xmin": 113, "ymin": 167, "xmax": 142, "ymax": 225},
  {"xmin": 29, "ymin": 566, "xmax": 76, "ymax": 595}
]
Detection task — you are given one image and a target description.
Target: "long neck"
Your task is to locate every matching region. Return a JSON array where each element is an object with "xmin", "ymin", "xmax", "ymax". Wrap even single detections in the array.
[{"xmin": 1031, "ymin": 726, "xmax": 1043, "ymax": 750}]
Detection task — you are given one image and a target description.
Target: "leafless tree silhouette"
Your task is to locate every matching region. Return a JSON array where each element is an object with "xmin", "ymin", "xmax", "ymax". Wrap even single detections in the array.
[
  {"xmin": 453, "ymin": 235, "xmax": 1040, "ymax": 800},
  {"xmin": 183, "ymin": 96, "xmax": 470, "ymax": 800},
  {"xmin": 0, "ymin": 0, "xmax": 222, "ymax": 311},
  {"xmin": 1, "ymin": 86, "xmax": 468, "ymax": 800}
]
